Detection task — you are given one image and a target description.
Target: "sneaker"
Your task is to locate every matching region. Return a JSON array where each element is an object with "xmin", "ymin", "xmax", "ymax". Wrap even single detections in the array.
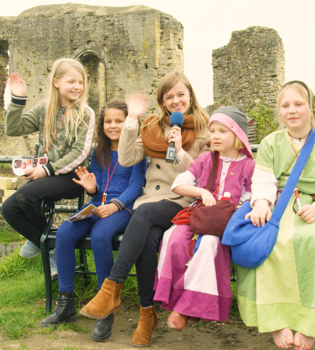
[
  {"xmin": 20, "ymin": 240, "xmax": 40, "ymax": 258},
  {"xmin": 50, "ymin": 249, "xmax": 58, "ymax": 278}
]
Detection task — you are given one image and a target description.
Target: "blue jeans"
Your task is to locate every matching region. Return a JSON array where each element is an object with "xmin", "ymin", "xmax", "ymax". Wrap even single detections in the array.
[{"xmin": 56, "ymin": 209, "xmax": 132, "ymax": 292}]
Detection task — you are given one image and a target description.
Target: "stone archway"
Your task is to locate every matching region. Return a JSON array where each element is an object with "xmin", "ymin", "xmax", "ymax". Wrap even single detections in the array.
[
  {"xmin": 72, "ymin": 45, "xmax": 107, "ymax": 118},
  {"xmin": 79, "ymin": 53, "xmax": 106, "ymax": 118}
]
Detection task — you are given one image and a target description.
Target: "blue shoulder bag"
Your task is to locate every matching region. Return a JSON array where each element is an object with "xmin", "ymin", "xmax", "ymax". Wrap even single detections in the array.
[{"xmin": 222, "ymin": 129, "xmax": 315, "ymax": 268}]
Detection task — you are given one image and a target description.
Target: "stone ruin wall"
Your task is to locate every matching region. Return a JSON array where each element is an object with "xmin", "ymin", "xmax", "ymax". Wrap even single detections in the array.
[
  {"xmin": 0, "ymin": 4, "xmax": 286, "ymax": 155},
  {"xmin": 0, "ymin": 3, "xmax": 184, "ymax": 156},
  {"xmin": 210, "ymin": 26, "xmax": 285, "ymax": 115}
]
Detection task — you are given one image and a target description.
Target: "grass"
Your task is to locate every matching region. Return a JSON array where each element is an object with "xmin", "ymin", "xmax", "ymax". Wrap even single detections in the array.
[
  {"xmin": 0, "ymin": 163, "xmax": 13, "ymax": 170},
  {"xmin": 0, "ymin": 244, "xmax": 139, "ymax": 345},
  {"xmin": 0, "ymin": 224, "xmax": 24, "ymax": 244},
  {"xmin": 0, "ymin": 224, "xmax": 239, "ymax": 348}
]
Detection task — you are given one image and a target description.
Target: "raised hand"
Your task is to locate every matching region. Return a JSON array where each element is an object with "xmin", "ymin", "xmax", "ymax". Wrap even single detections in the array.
[
  {"xmin": 72, "ymin": 166, "xmax": 97, "ymax": 194},
  {"xmin": 7, "ymin": 73, "xmax": 27, "ymax": 97},
  {"xmin": 125, "ymin": 93, "xmax": 149, "ymax": 120}
]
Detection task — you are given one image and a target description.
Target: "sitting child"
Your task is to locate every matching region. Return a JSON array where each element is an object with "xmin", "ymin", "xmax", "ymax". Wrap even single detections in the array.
[{"xmin": 154, "ymin": 106, "xmax": 255, "ymax": 330}]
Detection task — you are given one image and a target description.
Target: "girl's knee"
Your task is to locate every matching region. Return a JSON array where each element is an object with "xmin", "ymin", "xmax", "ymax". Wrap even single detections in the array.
[
  {"xmin": 15, "ymin": 185, "xmax": 37, "ymax": 208},
  {"xmin": 1, "ymin": 192, "xmax": 17, "ymax": 221},
  {"xmin": 90, "ymin": 232, "xmax": 112, "ymax": 248},
  {"xmin": 55, "ymin": 223, "xmax": 74, "ymax": 244}
]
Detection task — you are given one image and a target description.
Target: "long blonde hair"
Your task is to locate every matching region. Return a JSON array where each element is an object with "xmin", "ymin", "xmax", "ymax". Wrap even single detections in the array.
[
  {"xmin": 277, "ymin": 80, "xmax": 315, "ymax": 127},
  {"xmin": 44, "ymin": 58, "xmax": 88, "ymax": 147},
  {"xmin": 144, "ymin": 71, "xmax": 209, "ymax": 132}
]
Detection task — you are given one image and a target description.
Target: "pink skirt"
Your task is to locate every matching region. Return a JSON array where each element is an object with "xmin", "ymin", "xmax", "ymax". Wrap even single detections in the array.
[{"xmin": 154, "ymin": 224, "xmax": 233, "ymax": 322}]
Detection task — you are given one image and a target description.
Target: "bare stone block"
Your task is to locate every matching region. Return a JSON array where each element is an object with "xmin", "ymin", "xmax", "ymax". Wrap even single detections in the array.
[{"xmin": 0, "ymin": 177, "xmax": 12, "ymax": 190}]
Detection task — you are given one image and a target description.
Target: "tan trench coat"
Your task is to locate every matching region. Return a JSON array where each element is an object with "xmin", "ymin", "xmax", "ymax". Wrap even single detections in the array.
[{"xmin": 118, "ymin": 119, "xmax": 210, "ymax": 209}]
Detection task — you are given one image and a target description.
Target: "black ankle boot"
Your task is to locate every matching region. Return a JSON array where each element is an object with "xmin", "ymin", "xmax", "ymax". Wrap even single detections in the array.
[
  {"xmin": 91, "ymin": 314, "xmax": 115, "ymax": 341},
  {"xmin": 40, "ymin": 291, "xmax": 77, "ymax": 327}
]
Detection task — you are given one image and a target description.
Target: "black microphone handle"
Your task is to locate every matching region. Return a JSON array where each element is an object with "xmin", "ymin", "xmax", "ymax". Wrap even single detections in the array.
[{"xmin": 169, "ymin": 141, "xmax": 175, "ymax": 147}]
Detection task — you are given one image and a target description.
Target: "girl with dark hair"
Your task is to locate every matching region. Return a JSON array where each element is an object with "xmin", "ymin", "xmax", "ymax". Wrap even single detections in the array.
[
  {"xmin": 80, "ymin": 71, "xmax": 210, "ymax": 346},
  {"xmin": 40, "ymin": 101, "xmax": 146, "ymax": 342}
]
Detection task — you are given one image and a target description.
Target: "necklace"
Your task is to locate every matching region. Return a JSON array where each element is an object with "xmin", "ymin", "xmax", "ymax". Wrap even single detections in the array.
[{"xmin": 288, "ymin": 129, "xmax": 311, "ymax": 142}]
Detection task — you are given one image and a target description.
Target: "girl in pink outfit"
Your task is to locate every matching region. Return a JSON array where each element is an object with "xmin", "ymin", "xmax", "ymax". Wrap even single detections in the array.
[{"xmin": 154, "ymin": 106, "xmax": 255, "ymax": 330}]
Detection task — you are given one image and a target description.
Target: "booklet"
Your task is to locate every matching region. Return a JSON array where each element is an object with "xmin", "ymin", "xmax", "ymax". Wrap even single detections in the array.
[
  {"xmin": 12, "ymin": 156, "xmax": 48, "ymax": 176},
  {"xmin": 67, "ymin": 204, "xmax": 98, "ymax": 222}
]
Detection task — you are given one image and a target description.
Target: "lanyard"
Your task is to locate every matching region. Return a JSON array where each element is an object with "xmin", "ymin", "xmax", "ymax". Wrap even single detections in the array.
[
  {"xmin": 44, "ymin": 108, "xmax": 69, "ymax": 156},
  {"xmin": 101, "ymin": 160, "xmax": 119, "ymax": 205}
]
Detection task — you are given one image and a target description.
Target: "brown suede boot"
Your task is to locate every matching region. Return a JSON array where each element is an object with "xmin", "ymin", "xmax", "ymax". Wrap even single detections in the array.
[
  {"xmin": 132, "ymin": 305, "xmax": 158, "ymax": 347},
  {"xmin": 80, "ymin": 278, "xmax": 123, "ymax": 319}
]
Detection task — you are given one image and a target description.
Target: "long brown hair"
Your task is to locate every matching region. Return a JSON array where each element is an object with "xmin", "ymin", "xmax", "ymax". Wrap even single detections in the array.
[
  {"xmin": 143, "ymin": 71, "xmax": 209, "ymax": 133},
  {"xmin": 44, "ymin": 58, "xmax": 88, "ymax": 147},
  {"xmin": 96, "ymin": 100, "xmax": 128, "ymax": 167}
]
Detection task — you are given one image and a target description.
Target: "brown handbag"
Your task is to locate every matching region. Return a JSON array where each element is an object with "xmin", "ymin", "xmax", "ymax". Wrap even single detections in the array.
[{"xmin": 189, "ymin": 151, "xmax": 237, "ymax": 237}]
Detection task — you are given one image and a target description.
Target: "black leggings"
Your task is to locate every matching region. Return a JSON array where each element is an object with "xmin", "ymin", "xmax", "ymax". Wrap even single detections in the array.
[
  {"xmin": 1, "ymin": 172, "xmax": 84, "ymax": 247},
  {"xmin": 109, "ymin": 201, "xmax": 182, "ymax": 307}
]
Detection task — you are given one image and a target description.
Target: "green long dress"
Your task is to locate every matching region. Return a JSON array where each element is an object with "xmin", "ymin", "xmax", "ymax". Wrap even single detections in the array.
[{"xmin": 237, "ymin": 129, "xmax": 315, "ymax": 337}]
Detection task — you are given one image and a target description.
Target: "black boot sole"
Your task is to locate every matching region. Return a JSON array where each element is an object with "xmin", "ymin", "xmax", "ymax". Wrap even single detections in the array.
[
  {"xmin": 40, "ymin": 314, "xmax": 78, "ymax": 328},
  {"xmin": 91, "ymin": 330, "xmax": 112, "ymax": 342}
]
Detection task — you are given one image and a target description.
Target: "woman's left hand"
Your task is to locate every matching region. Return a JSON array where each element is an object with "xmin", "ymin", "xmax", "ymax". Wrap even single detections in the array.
[
  {"xmin": 168, "ymin": 126, "xmax": 182, "ymax": 154},
  {"xmin": 94, "ymin": 203, "xmax": 118, "ymax": 219},
  {"xmin": 297, "ymin": 204, "xmax": 315, "ymax": 224},
  {"xmin": 23, "ymin": 167, "xmax": 47, "ymax": 180}
]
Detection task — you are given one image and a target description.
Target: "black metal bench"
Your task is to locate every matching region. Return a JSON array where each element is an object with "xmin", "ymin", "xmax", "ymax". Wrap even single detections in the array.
[
  {"xmin": 0, "ymin": 156, "xmax": 129, "ymax": 314},
  {"xmin": 1, "ymin": 145, "xmax": 260, "ymax": 313},
  {"xmin": 40, "ymin": 195, "xmax": 129, "ymax": 314}
]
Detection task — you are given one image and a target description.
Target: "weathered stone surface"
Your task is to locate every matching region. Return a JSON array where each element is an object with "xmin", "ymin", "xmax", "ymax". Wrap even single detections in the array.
[
  {"xmin": 211, "ymin": 26, "xmax": 285, "ymax": 115},
  {"xmin": 0, "ymin": 3, "xmax": 183, "ymax": 156}
]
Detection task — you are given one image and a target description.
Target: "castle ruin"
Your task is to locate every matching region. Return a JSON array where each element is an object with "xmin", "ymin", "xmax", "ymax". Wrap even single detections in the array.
[
  {"xmin": 0, "ymin": 3, "xmax": 286, "ymax": 155},
  {"xmin": 211, "ymin": 26, "xmax": 285, "ymax": 113}
]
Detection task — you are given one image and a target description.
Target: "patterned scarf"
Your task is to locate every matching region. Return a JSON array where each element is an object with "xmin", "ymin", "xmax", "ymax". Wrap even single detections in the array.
[{"xmin": 141, "ymin": 114, "xmax": 196, "ymax": 159}]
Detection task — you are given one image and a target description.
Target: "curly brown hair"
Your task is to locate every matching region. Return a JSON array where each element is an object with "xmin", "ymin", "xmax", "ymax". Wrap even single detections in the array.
[{"xmin": 95, "ymin": 100, "xmax": 128, "ymax": 167}]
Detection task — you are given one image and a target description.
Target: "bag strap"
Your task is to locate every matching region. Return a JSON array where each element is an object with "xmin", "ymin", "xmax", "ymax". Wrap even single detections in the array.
[
  {"xmin": 206, "ymin": 151, "xmax": 219, "ymax": 192},
  {"xmin": 271, "ymin": 129, "xmax": 315, "ymax": 222}
]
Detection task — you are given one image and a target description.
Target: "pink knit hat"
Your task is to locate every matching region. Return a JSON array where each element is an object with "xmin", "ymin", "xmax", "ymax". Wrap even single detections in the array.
[{"xmin": 209, "ymin": 106, "xmax": 253, "ymax": 159}]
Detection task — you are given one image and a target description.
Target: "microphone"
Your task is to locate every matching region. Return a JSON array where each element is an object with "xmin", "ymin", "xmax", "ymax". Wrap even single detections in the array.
[{"xmin": 166, "ymin": 111, "xmax": 184, "ymax": 163}]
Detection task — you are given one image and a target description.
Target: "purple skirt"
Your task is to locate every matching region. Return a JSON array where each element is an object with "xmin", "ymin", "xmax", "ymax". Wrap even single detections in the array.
[{"xmin": 154, "ymin": 224, "xmax": 233, "ymax": 322}]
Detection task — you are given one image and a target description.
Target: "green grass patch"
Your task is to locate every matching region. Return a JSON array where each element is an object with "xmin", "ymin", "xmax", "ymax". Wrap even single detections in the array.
[
  {"xmin": 0, "ymin": 306, "xmax": 43, "ymax": 339},
  {"xmin": 0, "ymin": 163, "xmax": 12, "ymax": 170},
  {"xmin": 0, "ymin": 224, "xmax": 24, "ymax": 244}
]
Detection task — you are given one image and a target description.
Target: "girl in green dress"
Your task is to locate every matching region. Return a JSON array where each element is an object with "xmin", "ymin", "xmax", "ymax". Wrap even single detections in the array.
[{"xmin": 239, "ymin": 81, "xmax": 315, "ymax": 350}]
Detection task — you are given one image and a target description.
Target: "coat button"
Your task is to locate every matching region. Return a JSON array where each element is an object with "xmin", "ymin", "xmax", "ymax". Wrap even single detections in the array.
[
  {"xmin": 156, "ymin": 164, "xmax": 160, "ymax": 169},
  {"xmin": 156, "ymin": 185, "xmax": 160, "ymax": 190}
]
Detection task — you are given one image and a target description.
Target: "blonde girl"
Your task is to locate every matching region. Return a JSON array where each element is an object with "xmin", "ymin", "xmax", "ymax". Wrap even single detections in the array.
[
  {"xmin": 79, "ymin": 71, "xmax": 210, "ymax": 346},
  {"xmin": 154, "ymin": 106, "xmax": 255, "ymax": 330},
  {"xmin": 2, "ymin": 58, "xmax": 95, "ymax": 261},
  {"xmin": 238, "ymin": 81, "xmax": 315, "ymax": 350}
]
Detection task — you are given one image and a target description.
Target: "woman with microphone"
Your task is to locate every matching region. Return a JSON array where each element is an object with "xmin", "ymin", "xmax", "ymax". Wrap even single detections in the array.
[{"xmin": 80, "ymin": 71, "xmax": 210, "ymax": 346}]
